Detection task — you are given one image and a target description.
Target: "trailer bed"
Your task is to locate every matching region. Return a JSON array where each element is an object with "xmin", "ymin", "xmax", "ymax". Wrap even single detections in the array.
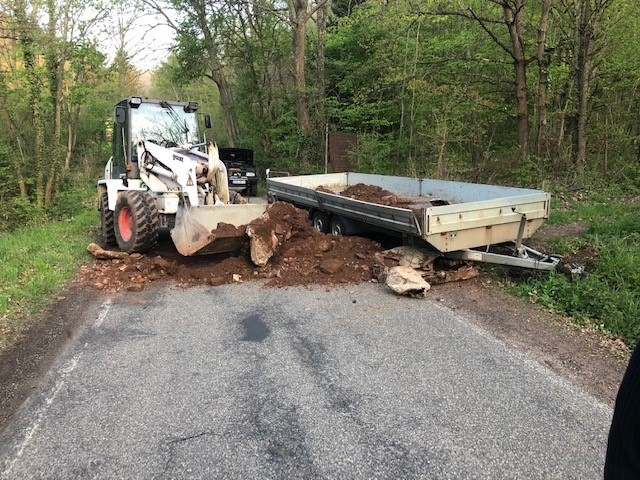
[{"xmin": 266, "ymin": 172, "xmax": 550, "ymax": 253}]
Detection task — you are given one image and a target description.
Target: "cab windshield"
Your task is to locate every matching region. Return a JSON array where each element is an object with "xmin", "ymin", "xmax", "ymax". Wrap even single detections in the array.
[{"xmin": 131, "ymin": 101, "xmax": 199, "ymax": 147}]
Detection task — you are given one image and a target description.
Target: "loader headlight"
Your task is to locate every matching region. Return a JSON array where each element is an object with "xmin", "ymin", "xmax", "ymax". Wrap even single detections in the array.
[
  {"xmin": 129, "ymin": 97, "xmax": 142, "ymax": 108},
  {"xmin": 246, "ymin": 172, "xmax": 255, "ymax": 177}
]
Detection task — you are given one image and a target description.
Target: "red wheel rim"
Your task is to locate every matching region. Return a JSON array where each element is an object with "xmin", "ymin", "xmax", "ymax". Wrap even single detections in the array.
[{"xmin": 118, "ymin": 206, "xmax": 133, "ymax": 241}]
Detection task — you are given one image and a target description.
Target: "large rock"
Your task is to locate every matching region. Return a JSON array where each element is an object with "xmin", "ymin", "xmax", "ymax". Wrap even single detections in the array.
[
  {"xmin": 385, "ymin": 266, "xmax": 431, "ymax": 298},
  {"xmin": 246, "ymin": 225, "xmax": 278, "ymax": 267},
  {"xmin": 319, "ymin": 258, "xmax": 344, "ymax": 275},
  {"xmin": 383, "ymin": 246, "xmax": 439, "ymax": 269}
]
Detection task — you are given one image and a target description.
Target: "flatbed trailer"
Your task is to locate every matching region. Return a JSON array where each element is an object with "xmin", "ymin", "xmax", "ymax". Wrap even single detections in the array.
[{"xmin": 266, "ymin": 172, "xmax": 560, "ymax": 271}]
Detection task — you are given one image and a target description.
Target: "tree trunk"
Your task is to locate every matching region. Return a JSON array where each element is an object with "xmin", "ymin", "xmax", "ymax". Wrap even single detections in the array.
[
  {"xmin": 292, "ymin": 12, "xmax": 312, "ymax": 137},
  {"xmin": 316, "ymin": 0, "xmax": 329, "ymax": 156},
  {"xmin": 211, "ymin": 71, "xmax": 240, "ymax": 148},
  {"xmin": 44, "ymin": 163, "xmax": 58, "ymax": 206},
  {"xmin": 468, "ymin": 1, "xmax": 530, "ymax": 157},
  {"xmin": 193, "ymin": 0, "xmax": 240, "ymax": 147},
  {"xmin": 14, "ymin": 0, "xmax": 46, "ymax": 207},
  {"xmin": 571, "ymin": 0, "xmax": 589, "ymax": 173},
  {"xmin": 435, "ymin": 110, "xmax": 450, "ymax": 178},
  {"xmin": 503, "ymin": 0, "xmax": 529, "ymax": 156},
  {"xmin": 64, "ymin": 104, "xmax": 80, "ymax": 171},
  {"xmin": 288, "ymin": 0, "xmax": 313, "ymax": 166},
  {"xmin": 566, "ymin": 0, "xmax": 612, "ymax": 176},
  {"xmin": 535, "ymin": 0, "xmax": 552, "ymax": 159},
  {"xmin": 0, "ymin": 78, "xmax": 28, "ymax": 198}
]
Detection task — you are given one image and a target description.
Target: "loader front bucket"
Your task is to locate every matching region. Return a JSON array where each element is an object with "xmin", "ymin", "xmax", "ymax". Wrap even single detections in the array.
[{"xmin": 171, "ymin": 202, "xmax": 267, "ymax": 256}]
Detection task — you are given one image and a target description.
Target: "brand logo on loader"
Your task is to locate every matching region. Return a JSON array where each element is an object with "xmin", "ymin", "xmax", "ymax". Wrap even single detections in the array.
[{"xmin": 173, "ymin": 154, "xmax": 183, "ymax": 162}]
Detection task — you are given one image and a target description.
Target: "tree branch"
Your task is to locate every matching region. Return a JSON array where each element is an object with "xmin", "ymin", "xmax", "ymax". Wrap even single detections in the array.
[
  {"xmin": 140, "ymin": 0, "xmax": 180, "ymax": 31},
  {"xmin": 468, "ymin": 7, "xmax": 514, "ymax": 60}
]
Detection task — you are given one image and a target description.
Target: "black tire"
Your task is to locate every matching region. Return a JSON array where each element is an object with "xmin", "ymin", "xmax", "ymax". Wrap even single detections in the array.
[
  {"xmin": 249, "ymin": 182, "xmax": 258, "ymax": 197},
  {"xmin": 99, "ymin": 192, "xmax": 116, "ymax": 246},
  {"xmin": 330, "ymin": 215, "xmax": 348, "ymax": 236},
  {"xmin": 311, "ymin": 211, "xmax": 330, "ymax": 233},
  {"xmin": 114, "ymin": 190, "xmax": 159, "ymax": 253}
]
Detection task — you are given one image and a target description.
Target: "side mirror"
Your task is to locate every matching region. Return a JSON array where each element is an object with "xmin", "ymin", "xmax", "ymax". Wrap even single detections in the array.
[
  {"xmin": 204, "ymin": 114, "xmax": 212, "ymax": 129},
  {"xmin": 114, "ymin": 106, "xmax": 126, "ymax": 125}
]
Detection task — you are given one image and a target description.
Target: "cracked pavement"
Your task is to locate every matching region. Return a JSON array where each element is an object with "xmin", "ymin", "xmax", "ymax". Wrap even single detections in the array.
[{"xmin": 0, "ymin": 282, "xmax": 612, "ymax": 479}]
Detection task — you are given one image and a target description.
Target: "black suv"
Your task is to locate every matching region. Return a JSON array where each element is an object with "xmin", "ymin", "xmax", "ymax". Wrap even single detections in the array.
[{"xmin": 219, "ymin": 148, "xmax": 258, "ymax": 197}]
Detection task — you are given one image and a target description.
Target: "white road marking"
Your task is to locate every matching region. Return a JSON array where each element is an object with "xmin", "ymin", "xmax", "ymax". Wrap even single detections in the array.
[
  {"xmin": 93, "ymin": 298, "xmax": 112, "ymax": 328},
  {"xmin": 2, "ymin": 352, "xmax": 84, "ymax": 477},
  {"xmin": 4, "ymin": 299, "xmax": 114, "ymax": 474}
]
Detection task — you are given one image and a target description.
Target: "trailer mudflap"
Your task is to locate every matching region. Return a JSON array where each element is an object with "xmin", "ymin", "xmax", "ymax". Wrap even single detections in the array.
[{"xmin": 171, "ymin": 201, "xmax": 267, "ymax": 256}]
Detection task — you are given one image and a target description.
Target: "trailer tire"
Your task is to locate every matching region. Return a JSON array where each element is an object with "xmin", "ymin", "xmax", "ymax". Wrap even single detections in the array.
[
  {"xmin": 330, "ymin": 216, "xmax": 348, "ymax": 236},
  {"xmin": 311, "ymin": 211, "xmax": 330, "ymax": 233},
  {"xmin": 114, "ymin": 190, "xmax": 159, "ymax": 253},
  {"xmin": 99, "ymin": 192, "xmax": 116, "ymax": 246}
]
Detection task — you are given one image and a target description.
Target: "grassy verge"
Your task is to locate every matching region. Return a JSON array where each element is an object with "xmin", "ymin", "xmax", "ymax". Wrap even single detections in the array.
[
  {"xmin": 509, "ymin": 192, "xmax": 640, "ymax": 348},
  {"xmin": 0, "ymin": 207, "xmax": 97, "ymax": 351}
]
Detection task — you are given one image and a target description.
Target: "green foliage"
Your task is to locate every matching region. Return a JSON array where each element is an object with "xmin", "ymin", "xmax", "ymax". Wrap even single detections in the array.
[
  {"xmin": 512, "ymin": 197, "xmax": 640, "ymax": 347},
  {"xmin": 171, "ymin": 26, "xmax": 209, "ymax": 83},
  {"xmin": 547, "ymin": 191, "xmax": 633, "ymax": 226},
  {"xmin": 46, "ymin": 183, "xmax": 96, "ymax": 221},
  {"xmin": 322, "ymin": 1, "xmax": 522, "ymax": 179},
  {"xmin": 0, "ymin": 197, "xmax": 46, "ymax": 232},
  {"xmin": 0, "ymin": 203, "xmax": 96, "ymax": 350},
  {"xmin": 152, "ymin": 0, "xmax": 640, "ymax": 186},
  {"xmin": 2, "ymin": 17, "xmax": 118, "ymax": 215},
  {"xmin": 226, "ymin": 8, "xmax": 300, "ymax": 170},
  {"xmin": 353, "ymin": 132, "xmax": 394, "ymax": 174},
  {"xmin": 149, "ymin": 56, "xmax": 226, "ymax": 143}
]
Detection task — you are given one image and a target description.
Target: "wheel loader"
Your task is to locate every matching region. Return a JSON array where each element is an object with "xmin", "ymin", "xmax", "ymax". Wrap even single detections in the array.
[{"xmin": 97, "ymin": 97, "xmax": 267, "ymax": 256}]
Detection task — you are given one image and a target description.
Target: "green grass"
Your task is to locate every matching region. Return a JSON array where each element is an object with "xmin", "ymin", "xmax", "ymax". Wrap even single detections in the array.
[
  {"xmin": 0, "ymin": 207, "xmax": 98, "ymax": 350},
  {"xmin": 511, "ymin": 194, "xmax": 640, "ymax": 347},
  {"xmin": 546, "ymin": 200, "xmax": 631, "ymax": 226}
]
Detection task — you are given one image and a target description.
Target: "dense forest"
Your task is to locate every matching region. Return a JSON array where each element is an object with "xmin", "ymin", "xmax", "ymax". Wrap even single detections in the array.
[{"xmin": 1, "ymin": 0, "xmax": 640, "ymax": 231}]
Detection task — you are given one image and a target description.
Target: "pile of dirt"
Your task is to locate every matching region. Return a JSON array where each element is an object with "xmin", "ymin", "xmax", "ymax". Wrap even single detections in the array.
[
  {"xmin": 77, "ymin": 202, "xmax": 387, "ymax": 291},
  {"xmin": 317, "ymin": 183, "xmax": 413, "ymax": 207},
  {"xmin": 77, "ymin": 201, "xmax": 477, "ymax": 293}
]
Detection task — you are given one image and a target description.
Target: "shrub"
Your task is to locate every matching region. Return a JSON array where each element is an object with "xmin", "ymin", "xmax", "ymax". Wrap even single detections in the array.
[{"xmin": 0, "ymin": 197, "xmax": 46, "ymax": 233}]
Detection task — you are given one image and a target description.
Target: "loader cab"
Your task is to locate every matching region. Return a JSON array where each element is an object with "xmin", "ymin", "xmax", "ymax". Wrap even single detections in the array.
[{"xmin": 110, "ymin": 97, "xmax": 206, "ymax": 180}]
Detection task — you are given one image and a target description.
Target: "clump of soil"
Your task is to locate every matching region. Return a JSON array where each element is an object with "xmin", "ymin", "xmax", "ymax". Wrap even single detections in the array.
[
  {"xmin": 212, "ymin": 222, "xmax": 245, "ymax": 238},
  {"xmin": 341, "ymin": 183, "xmax": 412, "ymax": 207},
  {"xmin": 77, "ymin": 202, "xmax": 387, "ymax": 291},
  {"xmin": 317, "ymin": 183, "xmax": 413, "ymax": 207}
]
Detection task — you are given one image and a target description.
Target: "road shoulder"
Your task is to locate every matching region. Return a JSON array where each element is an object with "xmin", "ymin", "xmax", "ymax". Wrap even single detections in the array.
[
  {"xmin": 0, "ymin": 286, "xmax": 100, "ymax": 434},
  {"xmin": 434, "ymin": 277, "xmax": 626, "ymax": 406}
]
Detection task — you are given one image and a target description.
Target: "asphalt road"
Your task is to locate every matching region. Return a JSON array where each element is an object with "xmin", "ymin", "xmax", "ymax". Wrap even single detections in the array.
[{"xmin": 0, "ymin": 282, "xmax": 612, "ymax": 479}]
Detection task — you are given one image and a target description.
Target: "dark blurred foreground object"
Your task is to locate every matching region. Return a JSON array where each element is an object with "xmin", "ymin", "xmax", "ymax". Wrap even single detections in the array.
[{"xmin": 605, "ymin": 344, "xmax": 640, "ymax": 479}]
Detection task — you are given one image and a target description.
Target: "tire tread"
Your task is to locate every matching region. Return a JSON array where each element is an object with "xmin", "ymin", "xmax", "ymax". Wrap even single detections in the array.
[
  {"xmin": 114, "ymin": 191, "xmax": 159, "ymax": 253},
  {"xmin": 100, "ymin": 192, "xmax": 116, "ymax": 245}
]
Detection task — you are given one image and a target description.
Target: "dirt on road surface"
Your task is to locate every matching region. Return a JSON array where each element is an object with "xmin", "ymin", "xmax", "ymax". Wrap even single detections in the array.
[
  {"xmin": 77, "ymin": 202, "xmax": 475, "ymax": 292},
  {"xmin": 77, "ymin": 202, "xmax": 386, "ymax": 291},
  {"xmin": 0, "ymin": 200, "xmax": 628, "ymax": 435}
]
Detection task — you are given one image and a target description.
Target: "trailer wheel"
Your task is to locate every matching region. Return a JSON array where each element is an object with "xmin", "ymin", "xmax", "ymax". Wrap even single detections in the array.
[
  {"xmin": 311, "ymin": 211, "xmax": 330, "ymax": 233},
  {"xmin": 99, "ymin": 192, "xmax": 116, "ymax": 245},
  {"xmin": 330, "ymin": 216, "xmax": 348, "ymax": 236},
  {"xmin": 114, "ymin": 190, "xmax": 159, "ymax": 253}
]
